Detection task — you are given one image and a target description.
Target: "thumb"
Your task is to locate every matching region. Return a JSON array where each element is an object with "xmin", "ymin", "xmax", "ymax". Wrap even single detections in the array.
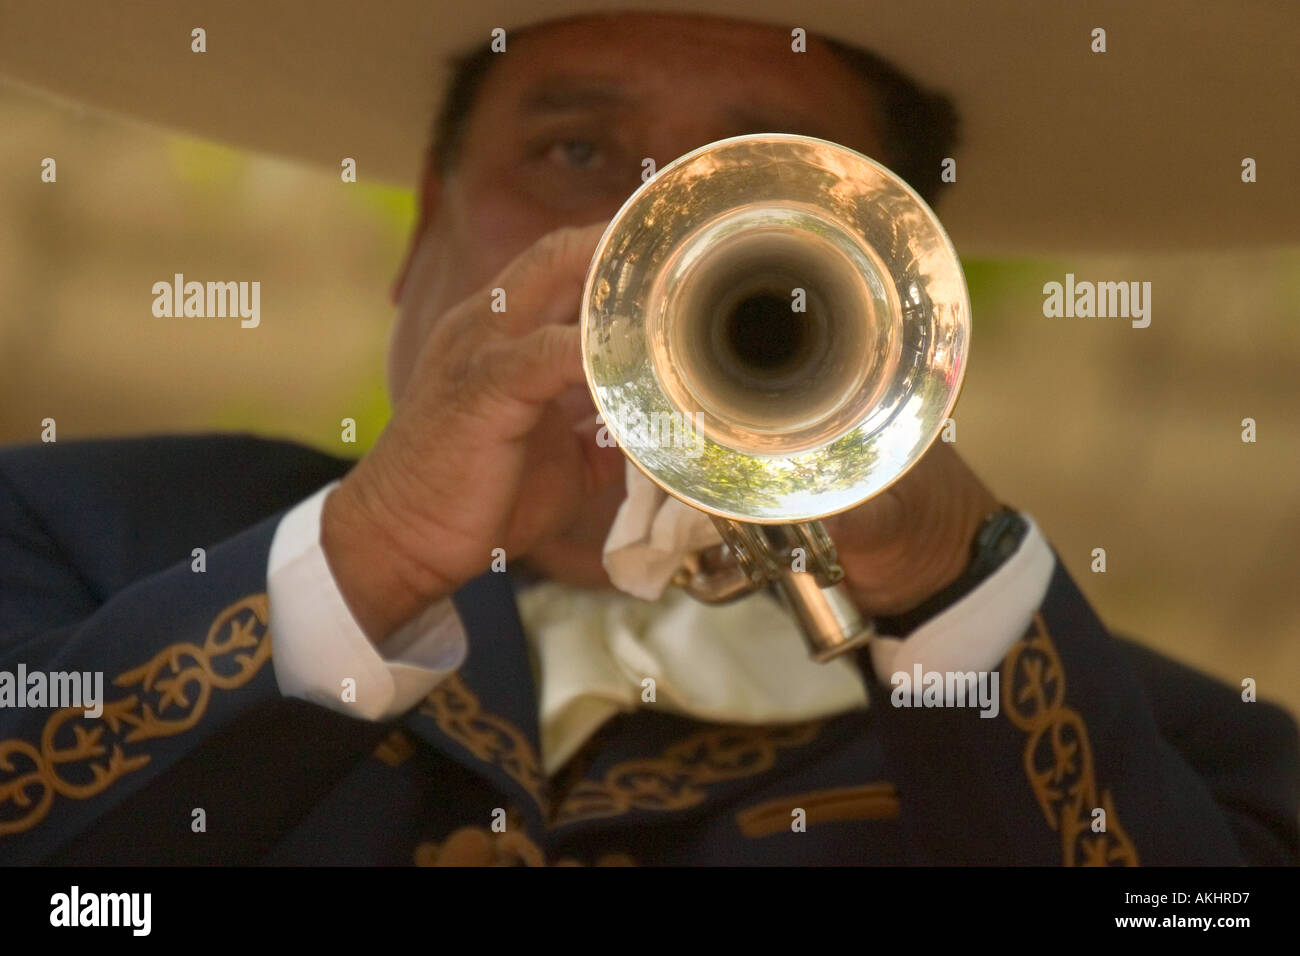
[{"xmin": 487, "ymin": 222, "xmax": 609, "ymax": 335}]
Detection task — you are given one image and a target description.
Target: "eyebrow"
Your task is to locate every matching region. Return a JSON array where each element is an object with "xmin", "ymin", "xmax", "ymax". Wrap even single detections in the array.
[{"xmin": 517, "ymin": 79, "xmax": 632, "ymax": 116}]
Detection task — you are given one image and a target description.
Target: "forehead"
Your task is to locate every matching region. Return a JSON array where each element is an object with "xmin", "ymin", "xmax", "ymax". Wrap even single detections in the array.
[{"xmin": 470, "ymin": 13, "xmax": 880, "ymax": 148}]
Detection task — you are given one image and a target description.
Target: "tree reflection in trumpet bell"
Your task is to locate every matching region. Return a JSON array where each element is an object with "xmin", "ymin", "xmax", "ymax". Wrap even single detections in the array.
[{"xmin": 582, "ymin": 133, "xmax": 969, "ymax": 525}]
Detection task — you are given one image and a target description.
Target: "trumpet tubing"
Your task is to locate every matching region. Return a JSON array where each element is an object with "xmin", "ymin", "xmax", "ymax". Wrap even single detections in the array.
[{"xmin": 581, "ymin": 133, "xmax": 970, "ymax": 661}]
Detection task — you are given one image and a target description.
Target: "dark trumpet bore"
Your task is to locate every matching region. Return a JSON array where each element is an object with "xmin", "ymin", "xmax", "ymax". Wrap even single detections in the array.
[
  {"xmin": 663, "ymin": 221, "xmax": 884, "ymax": 437},
  {"xmin": 724, "ymin": 292, "xmax": 808, "ymax": 372}
]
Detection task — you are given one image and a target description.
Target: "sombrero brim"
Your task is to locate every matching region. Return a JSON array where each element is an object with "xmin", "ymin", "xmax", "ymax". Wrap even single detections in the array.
[{"xmin": 1, "ymin": 0, "xmax": 1295, "ymax": 254}]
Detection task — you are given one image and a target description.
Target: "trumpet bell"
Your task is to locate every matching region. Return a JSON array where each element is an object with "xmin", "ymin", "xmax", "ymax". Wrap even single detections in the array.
[{"xmin": 581, "ymin": 133, "xmax": 969, "ymax": 525}]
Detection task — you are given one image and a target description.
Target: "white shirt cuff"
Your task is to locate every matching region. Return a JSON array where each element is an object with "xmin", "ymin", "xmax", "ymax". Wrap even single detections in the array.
[
  {"xmin": 867, "ymin": 512, "xmax": 1055, "ymax": 677},
  {"xmin": 267, "ymin": 481, "xmax": 468, "ymax": 722}
]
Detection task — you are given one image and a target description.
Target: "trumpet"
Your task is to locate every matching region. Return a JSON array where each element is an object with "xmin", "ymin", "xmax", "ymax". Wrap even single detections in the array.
[{"xmin": 580, "ymin": 134, "xmax": 969, "ymax": 662}]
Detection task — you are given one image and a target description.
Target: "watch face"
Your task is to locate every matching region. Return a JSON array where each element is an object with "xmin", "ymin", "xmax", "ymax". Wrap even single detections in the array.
[
  {"xmin": 974, "ymin": 510, "xmax": 1027, "ymax": 576},
  {"xmin": 994, "ymin": 522, "xmax": 1026, "ymax": 558}
]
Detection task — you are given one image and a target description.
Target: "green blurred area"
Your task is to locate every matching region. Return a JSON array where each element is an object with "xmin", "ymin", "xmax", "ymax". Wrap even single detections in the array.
[{"xmin": 162, "ymin": 138, "xmax": 409, "ymax": 453}]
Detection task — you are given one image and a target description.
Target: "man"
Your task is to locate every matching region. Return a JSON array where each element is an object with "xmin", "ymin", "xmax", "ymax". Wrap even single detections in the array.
[{"xmin": 0, "ymin": 4, "xmax": 1296, "ymax": 865}]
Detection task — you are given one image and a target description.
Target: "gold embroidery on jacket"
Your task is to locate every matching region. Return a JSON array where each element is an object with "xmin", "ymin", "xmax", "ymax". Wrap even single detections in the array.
[
  {"xmin": 418, "ymin": 674, "xmax": 548, "ymax": 811},
  {"xmin": 735, "ymin": 782, "xmax": 899, "ymax": 838},
  {"xmin": 413, "ymin": 808, "xmax": 634, "ymax": 866},
  {"xmin": 1003, "ymin": 612, "xmax": 1139, "ymax": 866},
  {"xmin": 0, "ymin": 594, "xmax": 272, "ymax": 837},
  {"xmin": 552, "ymin": 722, "xmax": 821, "ymax": 826},
  {"xmin": 413, "ymin": 827, "xmax": 635, "ymax": 867},
  {"xmin": 373, "ymin": 728, "xmax": 416, "ymax": 767},
  {"xmin": 417, "ymin": 678, "xmax": 822, "ymax": 828}
]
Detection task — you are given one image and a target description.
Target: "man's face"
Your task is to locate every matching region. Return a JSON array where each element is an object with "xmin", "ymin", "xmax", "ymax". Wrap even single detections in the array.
[{"xmin": 386, "ymin": 12, "xmax": 886, "ymax": 397}]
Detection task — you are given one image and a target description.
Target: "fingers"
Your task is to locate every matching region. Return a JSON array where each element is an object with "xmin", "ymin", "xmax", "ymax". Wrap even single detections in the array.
[
  {"xmin": 482, "ymin": 223, "xmax": 609, "ymax": 336},
  {"xmin": 484, "ymin": 323, "xmax": 588, "ymax": 409}
]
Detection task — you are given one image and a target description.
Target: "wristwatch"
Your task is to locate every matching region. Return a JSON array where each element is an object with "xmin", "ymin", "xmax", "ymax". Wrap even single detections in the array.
[{"xmin": 875, "ymin": 505, "xmax": 1029, "ymax": 637}]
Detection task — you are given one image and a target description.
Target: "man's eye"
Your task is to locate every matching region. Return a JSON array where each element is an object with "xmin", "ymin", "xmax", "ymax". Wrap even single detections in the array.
[{"xmin": 545, "ymin": 139, "xmax": 605, "ymax": 171}]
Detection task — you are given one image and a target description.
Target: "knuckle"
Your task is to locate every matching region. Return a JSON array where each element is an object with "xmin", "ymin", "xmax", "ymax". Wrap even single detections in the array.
[
  {"xmin": 532, "ymin": 225, "xmax": 592, "ymax": 267},
  {"xmin": 477, "ymin": 341, "xmax": 526, "ymax": 405},
  {"xmin": 529, "ymin": 229, "xmax": 572, "ymax": 266},
  {"xmin": 536, "ymin": 324, "xmax": 571, "ymax": 363},
  {"xmin": 442, "ymin": 346, "xmax": 486, "ymax": 414}
]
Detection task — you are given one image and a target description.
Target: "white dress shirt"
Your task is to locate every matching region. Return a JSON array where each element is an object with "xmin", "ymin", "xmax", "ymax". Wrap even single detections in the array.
[{"xmin": 267, "ymin": 481, "xmax": 1055, "ymax": 771}]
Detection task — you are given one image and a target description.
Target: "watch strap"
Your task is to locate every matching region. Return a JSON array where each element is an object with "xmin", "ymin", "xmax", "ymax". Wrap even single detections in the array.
[{"xmin": 874, "ymin": 505, "xmax": 1028, "ymax": 637}]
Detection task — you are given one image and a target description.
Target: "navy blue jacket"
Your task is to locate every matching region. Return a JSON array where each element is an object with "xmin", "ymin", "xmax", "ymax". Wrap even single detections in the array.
[{"xmin": 0, "ymin": 434, "xmax": 1296, "ymax": 865}]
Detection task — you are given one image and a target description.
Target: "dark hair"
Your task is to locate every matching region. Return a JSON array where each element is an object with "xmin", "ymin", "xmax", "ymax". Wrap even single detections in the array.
[
  {"xmin": 820, "ymin": 38, "xmax": 960, "ymax": 206},
  {"xmin": 429, "ymin": 32, "xmax": 960, "ymax": 206},
  {"xmin": 429, "ymin": 43, "xmax": 497, "ymax": 183}
]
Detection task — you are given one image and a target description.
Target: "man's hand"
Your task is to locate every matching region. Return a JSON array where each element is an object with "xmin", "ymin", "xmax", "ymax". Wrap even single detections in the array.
[
  {"xmin": 320, "ymin": 216, "xmax": 1001, "ymax": 642},
  {"xmin": 320, "ymin": 224, "xmax": 623, "ymax": 642},
  {"xmin": 821, "ymin": 440, "xmax": 1001, "ymax": 619}
]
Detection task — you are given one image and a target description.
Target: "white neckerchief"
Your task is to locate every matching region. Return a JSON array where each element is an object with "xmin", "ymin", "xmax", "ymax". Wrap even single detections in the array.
[{"xmin": 515, "ymin": 581, "xmax": 868, "ymax": 775}]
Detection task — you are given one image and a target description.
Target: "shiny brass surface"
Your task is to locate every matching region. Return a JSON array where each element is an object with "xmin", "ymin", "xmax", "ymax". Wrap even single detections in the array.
[{"xmin": 581, "ymin": 133, "xmax": 970, "ymax": 661}]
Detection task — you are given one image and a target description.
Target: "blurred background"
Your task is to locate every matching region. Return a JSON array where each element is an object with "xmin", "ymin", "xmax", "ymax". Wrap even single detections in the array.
[{"xmin": 2, "ymin": 85, "xmax": 1297, "ymax": 714}]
